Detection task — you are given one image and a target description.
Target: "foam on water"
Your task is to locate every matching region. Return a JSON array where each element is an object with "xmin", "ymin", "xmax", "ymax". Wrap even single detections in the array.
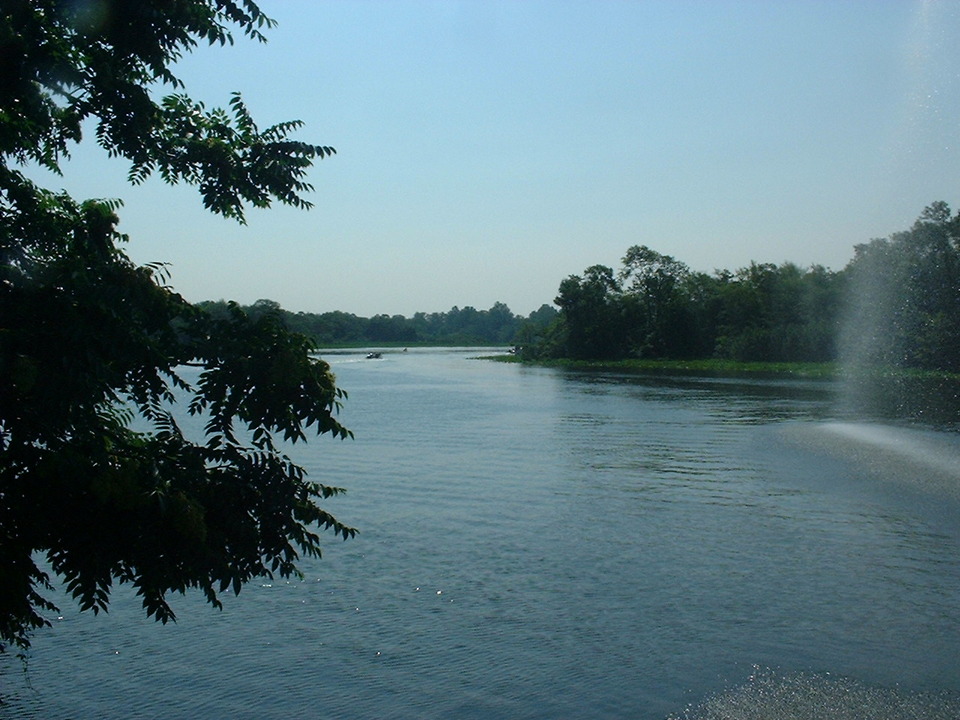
[{"xmin": 671, "ymin": 668, "xmax": 960, "ymax": 720}]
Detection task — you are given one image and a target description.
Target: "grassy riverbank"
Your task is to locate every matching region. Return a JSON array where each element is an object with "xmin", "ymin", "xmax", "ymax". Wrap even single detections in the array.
[
  {"xmin": 481, "ymin": 354, "xmax": 960, "ymax": 387},
  {"xmin": 482, "ymin": 355, "xmax": 840, "ymax": 378}
]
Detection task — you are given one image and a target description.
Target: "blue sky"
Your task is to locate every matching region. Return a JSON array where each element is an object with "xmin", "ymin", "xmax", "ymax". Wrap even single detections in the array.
[{"xmin": 35, "ymin": 0, "xmax": 960, "ymax": 317}]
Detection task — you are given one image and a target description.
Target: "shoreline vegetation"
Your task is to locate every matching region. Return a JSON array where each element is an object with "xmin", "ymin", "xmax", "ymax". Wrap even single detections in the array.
[
  {"xmin": 211, "ymin": 202, "xmax": 960, "ymax": 382},
  {"xmin": 481, "ymin": 354, "xmax": 960, "ymax": 382},
  {"xmin": 482, "ymin": 355, "xmax": 839, "ymax": 378}
]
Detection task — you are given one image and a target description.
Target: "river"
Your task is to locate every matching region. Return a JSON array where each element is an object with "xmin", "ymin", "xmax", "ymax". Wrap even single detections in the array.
[{"xmin": 3, "ymin": 348, "xmax": 960, "ymax": 719}]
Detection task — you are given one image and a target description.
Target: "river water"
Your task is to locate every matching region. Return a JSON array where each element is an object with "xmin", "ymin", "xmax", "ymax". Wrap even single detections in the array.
[{"xmin": 3, "ymin": 348, "xmax": 960, "ymax": 719}]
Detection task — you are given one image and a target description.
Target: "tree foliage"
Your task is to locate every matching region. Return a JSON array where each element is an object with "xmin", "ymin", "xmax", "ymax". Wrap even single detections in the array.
[
  {"xmin": 548, "ymin": 247, "xmax": 843, "ymax": 363},
  {"xmin": 1, "ymin": 1, "xmax": 351, "ymax": 653},
  {"xmin": 537, "ymin": 205, "xmax": 958, "ymax": 370},
  {"xmin": 554, "ymin": 264, "xmax": 628, "ymax": 360},
  {"xmin": 198, "ymin": 300, "xmax": 554, "ymax": 347},
  {"xmin": 842, "ymin": 202, "xmax": 960, "ymax": 373}
]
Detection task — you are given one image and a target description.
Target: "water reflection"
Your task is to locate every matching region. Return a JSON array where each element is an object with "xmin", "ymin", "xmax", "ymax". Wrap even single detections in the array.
[
  {"xmin": 563, "ymin": 369, "xmax": 838, "ymax": 423},
  {"xmin": 562, "ymin": 366, "xmax": 960, "ymax": 429}
]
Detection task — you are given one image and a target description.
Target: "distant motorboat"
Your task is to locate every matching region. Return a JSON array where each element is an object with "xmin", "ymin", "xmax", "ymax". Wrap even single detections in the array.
[{"xmin": 366, "ymin": 352, "xmax": 382, "ymax": 359}]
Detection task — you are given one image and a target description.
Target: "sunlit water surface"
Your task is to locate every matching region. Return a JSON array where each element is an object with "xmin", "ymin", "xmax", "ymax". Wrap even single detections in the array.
[{"xmin": 3, "ymin": 349, "xmax": 960, "ymax": 719}]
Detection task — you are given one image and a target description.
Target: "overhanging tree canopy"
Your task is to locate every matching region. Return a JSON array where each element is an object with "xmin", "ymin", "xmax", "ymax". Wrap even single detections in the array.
[{"xmin": 1, "ymin": 0, "xmax": 353, "ymax": 653}]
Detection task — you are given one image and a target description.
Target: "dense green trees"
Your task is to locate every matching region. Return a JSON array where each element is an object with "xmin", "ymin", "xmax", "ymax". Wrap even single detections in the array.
[
  {"xmin": 554, "ymin": 265, "xmax": 629, "ymax": 360},
  {"xmin": 200, "ymin": 300, "xmax": 556, "ymax": 347},
  {"xmin": 713, "ymin": 262, "xmax": 843, "ymax": 363},
  {"xmin": 538, "ymin": 204, "xmax": 958, "ymax": 372},
  {"xmin": 842, "ymin": 202, "xmax": 960, "ymax": 373},
  {"xmin": 1, "ymin": 1, "xmax": 353, "ymax": 653},
  {"xmin": 549, "ymin": 250, "xmax": 845, "ymax": 363}
]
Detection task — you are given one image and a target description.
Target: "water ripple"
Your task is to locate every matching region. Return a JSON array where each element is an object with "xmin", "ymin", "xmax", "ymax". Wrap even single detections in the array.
[{"xmin": 4, "ymin": 353, "xmax": 959, "ymax": 719}]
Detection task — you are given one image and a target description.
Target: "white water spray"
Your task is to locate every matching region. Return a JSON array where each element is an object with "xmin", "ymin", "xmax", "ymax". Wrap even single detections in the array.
[{"xmin": 670, "ymin": 669, "xmax": 960, "ymax": 720}]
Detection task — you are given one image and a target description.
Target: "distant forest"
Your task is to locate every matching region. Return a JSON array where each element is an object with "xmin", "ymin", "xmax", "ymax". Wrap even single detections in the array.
[
  {"xmin": 196, "ymin": 299, "xmax": 559, "ymax": 347},
  {"xmin": 203, "ymin": 202, "xmax": 959, "ymax": 373}
]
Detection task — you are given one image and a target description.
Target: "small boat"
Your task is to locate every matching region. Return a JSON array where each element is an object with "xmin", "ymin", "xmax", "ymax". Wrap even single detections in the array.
[{"xmin": 365, "ymin": 352, "xmax": 382, "ymax": 359}]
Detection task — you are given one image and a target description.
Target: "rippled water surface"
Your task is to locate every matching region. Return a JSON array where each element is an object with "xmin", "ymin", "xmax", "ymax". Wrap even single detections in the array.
[{"xmin": 4, "ymin": 349, "xmax": 960, "ymax": 719}]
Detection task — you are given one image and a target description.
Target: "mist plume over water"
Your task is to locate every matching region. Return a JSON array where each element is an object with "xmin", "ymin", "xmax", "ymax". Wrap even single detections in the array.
[{"xmin": 835, "ymin": 204, "xmax": 960, "ymax": 426}]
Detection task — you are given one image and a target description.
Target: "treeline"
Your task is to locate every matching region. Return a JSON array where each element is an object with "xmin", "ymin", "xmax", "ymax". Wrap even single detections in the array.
[
  {"xmin": 195, "ymin": 299, "xmax": 558, "ymax": 347},
  {"xmin": 528, "ymin": 202, "xmax": 960, "ymax": 374},
  {"xmin": 198, "ymin": 203, "xmax": 958, "ymax": 372}
]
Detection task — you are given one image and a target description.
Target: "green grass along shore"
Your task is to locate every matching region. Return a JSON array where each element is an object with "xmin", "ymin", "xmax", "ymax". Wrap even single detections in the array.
[{"xmin": 482, "ymin": 355, "xmax": 960, "ymax": 382}]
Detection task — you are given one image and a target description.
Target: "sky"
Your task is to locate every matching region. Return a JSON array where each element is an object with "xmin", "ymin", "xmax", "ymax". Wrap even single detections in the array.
[{"xmin": 31, "ymin": 0, "xmax": 960, "ymax": 317}]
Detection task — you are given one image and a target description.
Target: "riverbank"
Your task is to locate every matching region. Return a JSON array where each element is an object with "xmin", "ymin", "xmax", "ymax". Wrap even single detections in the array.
[
  {"xmin": 482, "ymin": 355, "xmax": 840, "ymax": 378},
  {"xmin": 483, "ymin": 355, "xmax": 960, "ymax": 382},
  {"xmin": 479, "ymin": 354, "xmax": 960, "ymax": 426}
]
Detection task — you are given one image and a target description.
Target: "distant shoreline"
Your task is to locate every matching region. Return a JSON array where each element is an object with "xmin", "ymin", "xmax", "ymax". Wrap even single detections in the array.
[{"xmin": 315, "ymin": 341, "xmax": 508, "ymax": 351}]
